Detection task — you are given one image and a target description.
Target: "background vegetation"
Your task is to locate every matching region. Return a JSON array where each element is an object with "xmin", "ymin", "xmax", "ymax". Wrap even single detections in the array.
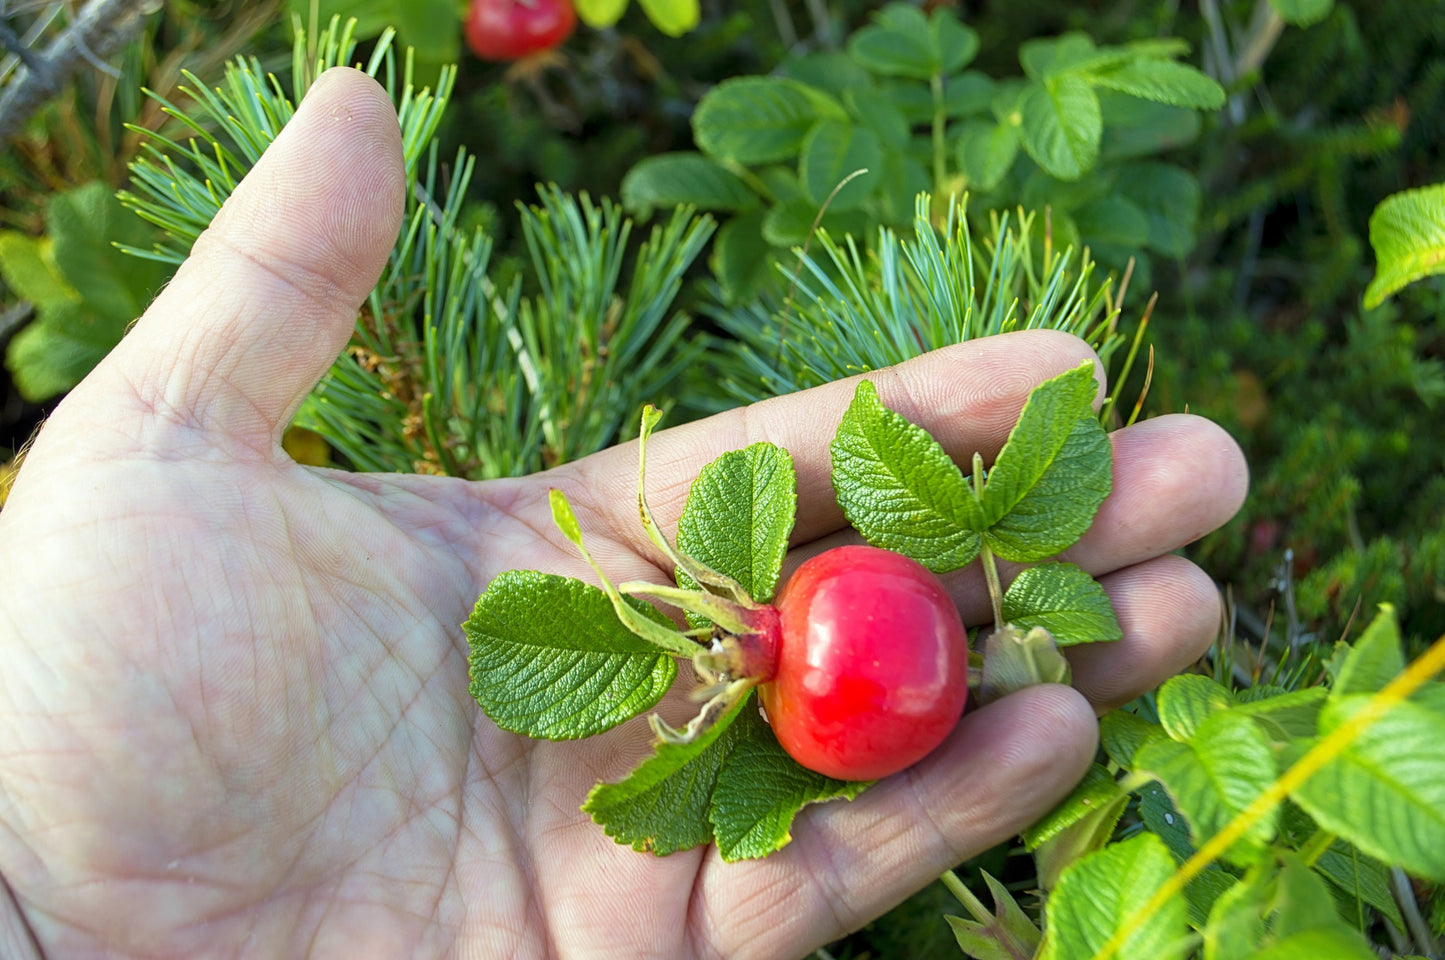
[{"xmin": 2, "ymin": 1, "xmax": 1443, "ymax": 957}]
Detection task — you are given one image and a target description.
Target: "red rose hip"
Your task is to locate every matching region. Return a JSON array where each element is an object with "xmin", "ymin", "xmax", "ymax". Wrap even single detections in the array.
[
  {"xmin": 760, "ymin": 545, "xmax": 969, "ymax": 780},
  {"xmin": 464, "ymin": 0, "xmax": 576, "ymax": 62}
]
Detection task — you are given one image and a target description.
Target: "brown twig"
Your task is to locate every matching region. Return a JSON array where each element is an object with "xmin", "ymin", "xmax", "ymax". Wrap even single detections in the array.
[{"xmin": 0, "ymin": 0, "xmax": 153, "ymax": 145}]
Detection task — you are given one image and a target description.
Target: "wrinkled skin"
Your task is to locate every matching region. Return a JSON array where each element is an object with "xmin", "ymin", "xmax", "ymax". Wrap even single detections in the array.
[{"xmin": 0, "ymin": 69, "xmax": 1248, "ymax": 960}]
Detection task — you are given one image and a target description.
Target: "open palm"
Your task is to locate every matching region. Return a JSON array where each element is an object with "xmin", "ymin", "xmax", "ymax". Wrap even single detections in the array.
[{"xmin": 0, "ymin": 71, "xmax": 1246, "ymax": 960}]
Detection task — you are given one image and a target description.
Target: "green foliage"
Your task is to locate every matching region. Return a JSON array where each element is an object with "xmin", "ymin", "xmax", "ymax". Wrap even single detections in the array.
[
  {"xmin": 576, "ymin": 0, "xmax": 700, "ymax": 37},
  {"xmin": 1042, "ymin": 833, "xmax": 1186, "ymax": 960},
  {"xmin": 1171, "ymin": 296, "xmax": 1445, "ymax": 644},
  {"xmin": 708, "ymin": 703, "xmax": 870, "ymax": 861},
  {"xmin": 621, "ymin": 4, "xmax": 1222, "ymax": 301},
  {"xmin": 117, "ymin": 18, "xmax": 711, "ymax": 478},
  {"xmin": 1135, "ymin": 710, "xmax": 1279, "ymax": 865},
  {"xmin": 1001, "ymin": 563, "xmax": 1123, "ymax": 647},
  {"xmin": 998, "ymin": 605, "xmax": 1445, "ymax": 960},
  {"xmin": 2, "ymin": 183, "xmax": 169, "ymax": 400},
  {"xmin": 675, "ymin": 442, "xmax": 796, "ymax": 605},
  {"xmin": 1364, "ymin": 183, "xmax": 1445, "ymax": 308},
  {"xmin": 1269, "ymin": 0, "xmax": 1336, "ymax": 28},
  {"xmin": 830, "ymin": 363, "xmax": 1114, "ymax": 579},
  {"xmin": 829, "ymin": 378, "xmax": 984, "ymax": 573},
  {"xmin": 976, "ymin": 362, "xmax": 1112, "ymax": 562},
  {"xmin": 464, "ymin": 571, "xmax": 678, "ymax": 739},
  {"xmin": 287, "ymin": 0, "xmax": 459, "ymax": 72},
  {"xmin": 582, "ymin": 692, "xmax": 753, "ymax": 855},
  {"xmin": 702, "ymin": 195, "xmax": 1142, "ymax": 413},
  {"xmin": 1291, "ymin": 693, "xmax": 1445, "ymax": 879},
  {"xmin": 944, "ymin": 870, "xmax": 1043, "ymax": 960}
]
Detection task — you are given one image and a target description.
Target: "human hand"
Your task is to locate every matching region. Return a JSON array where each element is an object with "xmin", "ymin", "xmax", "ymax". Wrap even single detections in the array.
[{"xmin": 0, "ymin": 69, "xmax": 1246, "ymax": 959}]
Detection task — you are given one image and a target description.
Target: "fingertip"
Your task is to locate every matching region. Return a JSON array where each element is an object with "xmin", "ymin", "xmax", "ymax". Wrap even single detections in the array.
[
  {"xmin": 1094, "ymin": 414, "xmax": 1251, "ymax": 557},
  {"xmin": 1069, "ymin": 554, "xmax": 1224, "ymax": 712}
]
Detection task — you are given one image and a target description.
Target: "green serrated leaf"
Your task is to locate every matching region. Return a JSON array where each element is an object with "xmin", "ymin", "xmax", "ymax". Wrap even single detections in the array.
[
  {"xmin": 583, "ymin": 691, "xmax": 751, "ymax": 855},
  {"xmin": 957, "ymin": 120, "xmax": 1020, "ymax": 192},
  {"xmin": 1114, "ymin": 162, "xmax": 1201, "ymax": 257},
  {"xmin": 1204, "ymin": 864, "xmax": 1273, "ymax": 960},
  {"xmin": 1138, "ymin": 782, "xmax": 1197, "ymax": 863},
  {"xmin": 830, "ymin": 379, "xmax": 984, "ymax": 573},
  {"xmin": 1184, "ymin": 867, "xmax": 1244, "ymax": 933},
  {"xmin": 1100, "ymin": 709, "xmax": 1165, "ymax": 768},
  {"xmin": 710, "ymin": 208, "xmax": 772, "ymax": 303},
  {"xmin": 636, "ymin": 0, "xmax": 699, "ymax": 36},
  {"xmin": 847, "ymin": 4, "xmax": 937, "ymax": 79},
  {"xmin": 799, "ymin": 120, "xmax": 882, "ymax": 211},
  {"xmin": 574, "ymin": 0, "xmax": 629, "ymax": 28},
  {"xmin": 783, "ymin": 51, "xmax": 876, "ymax": 93},
  {"xmin": 947, "ymin": 71, "xmax": 996, "ymax": 117},
  {"xmin": 1157, "ymin": 674, "xmax": 1235, "ymax": 742},
  {"xmin": 6, "ymin": 301, "xmax": 118, "ymax": 401},
  {"xmin": 945, "ymin": 871, "xmax": 1042, "ymax": 960},
  {"xmin": 620, "ymin": 154, "xmax": 757, "ymax": 215},
  {"xmin": 1291, "ymin": 693, "xmax": 1445, "ymax": 881},
  {"xmin": 693, "ymin": 77, "xmax": 845, "ymax": 165},
  {"xmin": 1041, "ymin": 833, "xmax": 1187, "ymax": 960},
  {"xmin": 1018, "ymin": 76, "xmax": 1101, "ymax": 181},
  {"xmin": 1019, "ymin": 34, "xmax": 1110, "ymax": 79},
  {"xmin": 1002, "ymin": 562, "xmax": 1122, "ymax": 646},
  {"xmin": 847, "ymin": 88, "xmax": 910, "ymax": 149},
  {"xmin": 1314, "ymin": 840, "xmax": 1406, "ymax": 931},
  {"xmin": 876, "ymin": 149, "xmax": 932, "ymax": 227},
  {"xmin": 760, "ymin": 198, "xmax": 870, "ymax": 247},
  {"xmin": 676, "ymin": 442, "xmax": 797, "ymax": 607},
  {"xmin": 1273, "ymin": 854, "xmax": 1341, "ymax": 938},
  {"xmin": 710, "ymin": 705, "xmax": 869, "ymax": 861},
  {"xmin": 5, "ymin": 183, "xmax": 171, "ymax": 400},
  {"xmin": 1073, "ymin": 195, "xmax": 1150, "ymax": 251},
  {"xmin": 1136, "ymin": 710, "xmax": 1279, "ymax": 866},
  {"xmin": 391, "ymin": 0, "xmax": 461, "ymax": 63},
  {"xmin": 1268, "ymin": 0, "xmax": 1335, "ymax": 28},
  {"xmin": 1251, "ymin": 927, "xmax": 1377, "ymax": 960},
  {"xmin": 1137, "ymin": 784, "xmax": 1239, "ymax": 928},
  {"xmin": 1089, "ymin": 59, "xmax": 1225, "ymax": 111},
  {"xmin": 51, "ymin": 184, "xmax": 163, "ymax": 320},
  {"xmin": 1233, "ymin": 687, "xmax": 1327, "ymax": 739},
  {"xmin": 0, "ymin": 233, "xmax": 76, "ymax": 306},
  {"xmin": 1331, "ymin": 604, "xmax": 1405, "ymax": 697},
  {"xmin": 465, "ymin": 571, "xmax": 678, "ymax": 740},
  {"xmin": 980, "ymin": 362, "xmax": 1111, "ymax": 562},
  {"xmin": 930, "ymin": 10, "xmax": 980, "ymax": 74},
  {"xmin": 1024, "ymin": 762, "xmax": 1123, "ymax": 851},
  {"xmin": 1028, "ymin": 766, "xmax": 1131, "ymax": 890},
  {"xmin": 1364, "ymin": 183, "xmax": 1445, "ymax": 309}
]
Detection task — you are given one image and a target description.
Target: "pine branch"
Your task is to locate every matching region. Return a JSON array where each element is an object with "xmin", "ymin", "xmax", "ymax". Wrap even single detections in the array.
[
  {"xmin": 0, "ymin": 0, "xmax": 151, "ymax": 144},
  {"xmin": 117, "ymin": 16, "xmax": 712, "ymax": 479},
  {"xmin": 707, "ymin": 195, "xmax": 1131, "ymax": 407}
]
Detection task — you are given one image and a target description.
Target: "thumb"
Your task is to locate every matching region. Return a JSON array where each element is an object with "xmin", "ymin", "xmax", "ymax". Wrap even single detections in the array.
[{"xmin": 69, "ymin": 66, "xmax": 405, "ymax": 449}]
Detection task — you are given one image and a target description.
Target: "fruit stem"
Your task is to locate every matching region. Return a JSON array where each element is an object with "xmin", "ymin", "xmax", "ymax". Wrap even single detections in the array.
[
  {"xmin": 548, "ymin": 488, "xmax": 699, "ymax": 659},
  {"xmin": 972, "ymin": 453, "xmax": 1005, "ymax": 628},
  {"xmin": 979, "ymin": 543, "xmax": 1005, "ymax": 630},
  {"xmin": 618, "ymin": 581, "xmax": 753, "ymax": 636},
  {"xmin": 940, "ymin": 870, "xmax": 990, "ymax": 924},
  {"xmin": 635, "ymin": 407, "xmax": 755, "ymax": 605}
]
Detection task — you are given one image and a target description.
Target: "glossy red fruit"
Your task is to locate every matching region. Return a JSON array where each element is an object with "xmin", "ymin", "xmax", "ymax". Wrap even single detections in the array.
[
  {"xmin": 760, "ymin": 545, "xmax": 969, "ymax": 781},
  {"xmin": 464, "ymin": 0, "xmax": 576, "ymax": 62}
]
